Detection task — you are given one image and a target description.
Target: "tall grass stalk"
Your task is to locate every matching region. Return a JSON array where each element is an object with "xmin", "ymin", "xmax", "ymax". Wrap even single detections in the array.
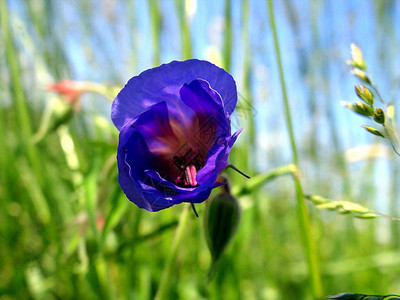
[
  {"xmin": 240, "ymin": 0, "xmax": 256, "ymax": 161},
  {"xmin": 174, "ymin": 0, "xmax": 192, "ymax": 59},
  {"xmin": 223, "ymin": 0, "xmax": 232, "ymax": 71},
  {"xmin": 149, "ymin": 0, "xmax": 161, "ymax": 66},
  {"xmin": 266, "ymin": 0, "xmax": 323, "ymax": 298}
]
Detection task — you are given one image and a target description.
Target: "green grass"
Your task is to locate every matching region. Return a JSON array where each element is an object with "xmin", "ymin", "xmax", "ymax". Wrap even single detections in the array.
[{"xmin": 1, "ymin": 0, "xmax": 400, "ymax": 299}]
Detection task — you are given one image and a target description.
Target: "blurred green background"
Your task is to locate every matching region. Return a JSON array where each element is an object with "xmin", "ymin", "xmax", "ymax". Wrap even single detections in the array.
[{"xmin": 1, "ymin": 0, "xmax": 400, "ymax": 299}]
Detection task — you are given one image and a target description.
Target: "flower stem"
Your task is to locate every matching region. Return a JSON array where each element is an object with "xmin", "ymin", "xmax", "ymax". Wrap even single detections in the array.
[
  {"xmin": 266, "ymin": 0, "xmax": 323, "ymax": 298},
  {"xmin": 154, "ymin": 204, "xmax": 190, "ymax": 300},
  {"xmin": 232, "ymin": 164, "xmax": 295, "ymax": 197}
]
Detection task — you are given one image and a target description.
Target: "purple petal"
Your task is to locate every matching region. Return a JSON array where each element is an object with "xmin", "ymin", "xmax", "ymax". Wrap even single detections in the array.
[
  {"xmin": 196, "ymin": 129, "xmax": 242, "ymax": 186},
  {"xmin": 112, "ymin": 59, "xmax": 237, "ymax": 130},
  {"xmin": 143, "ymin": 170, "xmax": 222, "ymax": 206},
  {"xmin": 117, "ymin": 102, "xmax": 177, "ymax": 211},
  {"xmin": 117, "ymin": 125, "xmax": 155, "ymax": 211},
  {"xmin": 119, "ymin": 129, "xmax": 180, "ymax": 212},
  {"xmin": 129, "ymin": 101, "xmax": 179, "ymax": 158},
  {"xmin": 179, "ymin": 79, "xmax": 230, "ymax": 143}
]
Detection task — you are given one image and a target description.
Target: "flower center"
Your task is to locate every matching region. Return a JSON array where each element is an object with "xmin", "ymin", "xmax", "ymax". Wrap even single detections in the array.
[{"xmin": 173, "ymin": 148, "xmax": 204, "ymax": 187}]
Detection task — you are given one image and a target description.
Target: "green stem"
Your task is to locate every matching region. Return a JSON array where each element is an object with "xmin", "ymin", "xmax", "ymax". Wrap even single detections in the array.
[
  {"xmin": 266, "ymin": 0, "xmax": 323, "ymax": 298},
  {"xmin": 369, "ymin": 82, "xmax": 400, "ymax": 157},
  {"xmin": 232, "ymin": 164, "xmax": 295, "ymax": 197},
  {"xmin": 125, "ymin": 208, "xmax": 143, "ymax": 298},
  {"xmin": 154, "ymin": 204, "xmax": 191, "ymax": 300}
]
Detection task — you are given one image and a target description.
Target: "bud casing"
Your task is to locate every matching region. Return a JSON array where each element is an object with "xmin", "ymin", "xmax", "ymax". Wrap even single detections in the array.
[
  {"xmin": 203, "ymin": 183, "xmax": 241, "ymax": 280},
  {"xmin": 373, "ymin": 108, "xmax": 385, "ymax": 124}
]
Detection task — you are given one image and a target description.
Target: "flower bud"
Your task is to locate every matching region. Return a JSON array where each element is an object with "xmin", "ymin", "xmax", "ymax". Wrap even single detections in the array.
[
  {"xmin": 204, "ymin": 181, "xmax": 241, "ymax": 279},
  {"xmin": 354, "ymin": 84, "xmax": 373, "ymax": 106},
  {"xmin": 47, "ymin": 80, "xmax": 86, "ymax": 108},
  {"xmin": 351, "ymin": 69, "xmax": 371, "ymax": 85},
  {"xmin": 373, "ymin": 108, "xmax": 385, "ymax": 124},
  {"xmin": 352, "ymin": 101, "xmax": 374, "ymax": 117},
  {"xmin": 47, "ymin": 80, "xmax": 117, "ymax": 105},
  {"xmin": 361, "ymin": 125, "xmax": 384, "ymax": 138},
  {"xmin": 347, "ymin": 44, "xmax": 367, "ymax": 70}
]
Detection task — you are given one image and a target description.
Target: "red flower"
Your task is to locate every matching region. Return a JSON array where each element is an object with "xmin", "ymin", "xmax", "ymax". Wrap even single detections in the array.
[{"xmin": 47, "ymin": 80, "xmax": 90, "ymax": 110}]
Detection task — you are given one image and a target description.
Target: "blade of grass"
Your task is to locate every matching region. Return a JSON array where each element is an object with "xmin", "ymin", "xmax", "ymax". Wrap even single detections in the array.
[
  {"xmin": 266, "ymin": 0, "xmax": 323, "ymax": 298},
  {"xmin": 0, "ymin": 0, "xmax": 44, "ymax": 186}
]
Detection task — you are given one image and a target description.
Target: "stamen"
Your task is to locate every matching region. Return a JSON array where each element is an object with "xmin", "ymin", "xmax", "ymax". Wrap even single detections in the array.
[
  {"xmin": 172, "ymin": 147, "xmax": 203, "ymax": 187},
  {"xmin": 185, "ymin": 164, "xmax": 198, "ymax": 186}
]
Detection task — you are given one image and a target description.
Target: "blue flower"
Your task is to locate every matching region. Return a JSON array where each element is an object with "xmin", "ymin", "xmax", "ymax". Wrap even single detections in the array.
[{"xmin": 112, "ymin": 59, "xmax": 241, "ymax": 211}]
